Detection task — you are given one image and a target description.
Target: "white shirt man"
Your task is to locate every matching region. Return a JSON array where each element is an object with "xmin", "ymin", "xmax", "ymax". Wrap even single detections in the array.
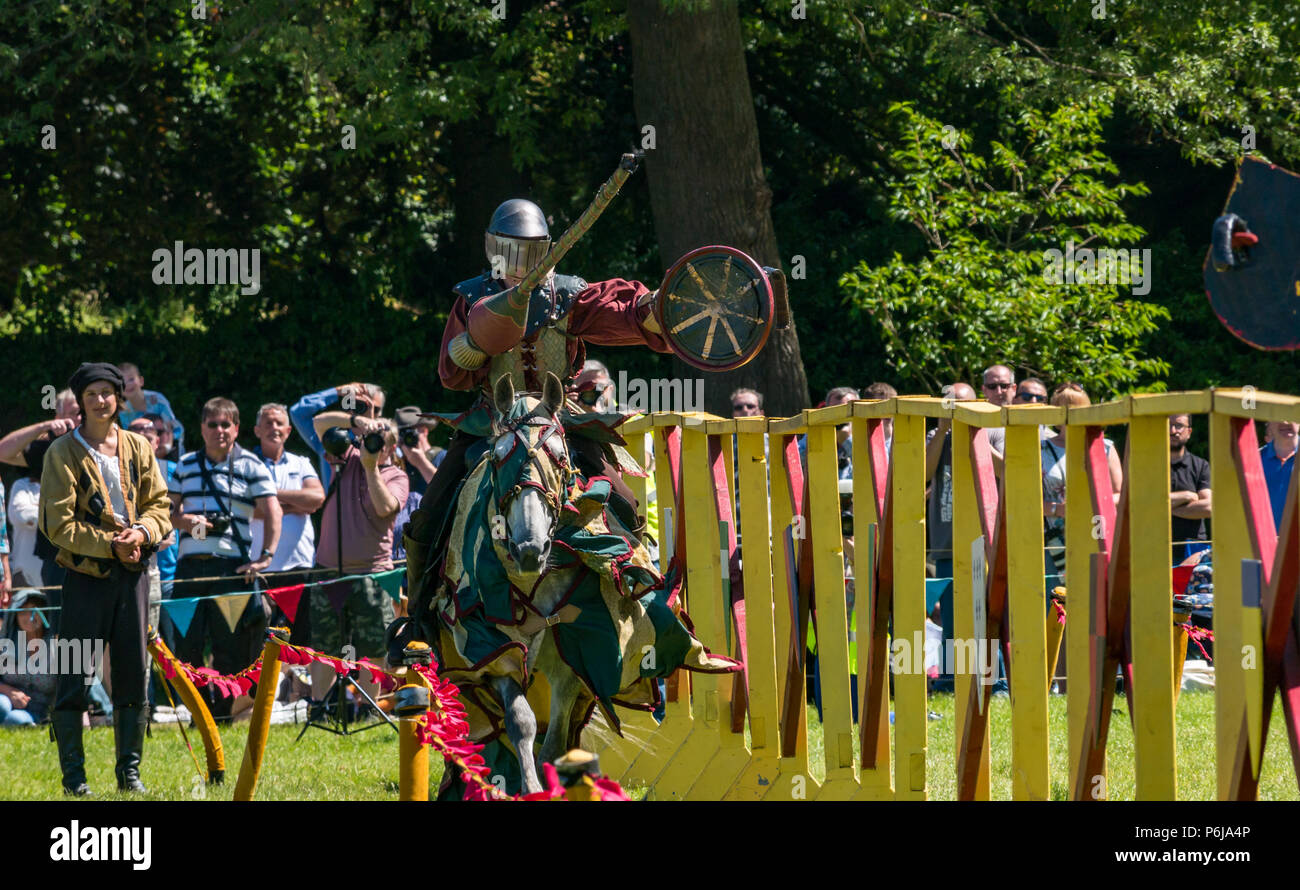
[{"xmin": 248, "ymin": 404, "xmax": 324, "ymax": 572}]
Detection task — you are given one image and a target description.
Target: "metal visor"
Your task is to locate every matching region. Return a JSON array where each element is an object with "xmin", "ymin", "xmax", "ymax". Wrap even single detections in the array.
[
  {"xmin": 1202, "ymin": 157, "xmax": 1300, "ymax": 350},
  {"xmin": 485, "ymin": 233, "xmax": 552, "ymax": 282},
  {"xmin": 655, "ymin": 245, "xmax": 775, "ymax": 371}
]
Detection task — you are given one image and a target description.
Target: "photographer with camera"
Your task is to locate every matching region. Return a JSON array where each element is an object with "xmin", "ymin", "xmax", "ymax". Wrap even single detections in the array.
[
  {"xmin": 289, "ymin": 381, "xmax": 385, "ymax": 489},
  {"xmin": 308, "ymin": 411, "xmax": 408, "ymax": 711},
  {"xmin": 393, "ymin": 405, "xmax": 439, "ymax": 496},
  {"xmin": 168, "ymin": 397, "xmax": 281, "ymax": 722}
]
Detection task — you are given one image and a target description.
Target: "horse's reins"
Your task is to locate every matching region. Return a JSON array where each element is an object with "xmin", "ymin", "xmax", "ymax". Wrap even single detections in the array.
[{"xmin": 492, "ymin": 410, "xmax": 574, "ymax": 538}]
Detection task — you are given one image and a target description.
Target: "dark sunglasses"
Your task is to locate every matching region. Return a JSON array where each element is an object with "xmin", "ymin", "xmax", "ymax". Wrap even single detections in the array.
[
  {"xmin": 205, "ymin": 420, "xmax": 234, "ymax": 430},
  {"xmin": 1015, "ymin": 392, "xmax": 1047, "ymax": 403},
  {"xmin": 577, "ymin": 385, "xmax": 610, "ymax": 407}
]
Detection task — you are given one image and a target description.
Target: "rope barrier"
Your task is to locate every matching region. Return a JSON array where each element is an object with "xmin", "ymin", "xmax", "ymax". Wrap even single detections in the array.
[
  {"xmin": 0, "ymin": 564, "xmax": 408, "ymax": 613},
  {"xmin": 0, "ymin": 561, "xmax": 407, "ymax": 599},
  {"xmin": 154, "ymin": 630, "xmax": 627, "ymax": 800}
]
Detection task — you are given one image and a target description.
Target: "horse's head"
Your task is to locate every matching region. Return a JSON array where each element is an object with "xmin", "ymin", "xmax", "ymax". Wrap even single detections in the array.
[{"xmin": 489, "ymin": 372, "xmax": 572, "ymax": 582}]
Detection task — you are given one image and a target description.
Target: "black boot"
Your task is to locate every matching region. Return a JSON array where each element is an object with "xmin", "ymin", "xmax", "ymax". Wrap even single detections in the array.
[
  {"xmin": 403, "ymin": 529, "xmax": 432, "ymax": 616},
  {"xmin": 113, "ymin": 705, "xmax": 148, "ymax": 793},
  {"xmin": 52, "ymin": 712, "xmax": 92, "ymax": 796}
]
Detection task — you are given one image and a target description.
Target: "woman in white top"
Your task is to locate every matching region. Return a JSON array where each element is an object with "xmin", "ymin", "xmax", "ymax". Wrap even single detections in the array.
[
  {"xmin": 6, "ymin": 460, "xmax": 42, "ymax": 588},
  {"xmin": 1041, "ymin": 382, "xmax": 1123, "ymax": 575}
]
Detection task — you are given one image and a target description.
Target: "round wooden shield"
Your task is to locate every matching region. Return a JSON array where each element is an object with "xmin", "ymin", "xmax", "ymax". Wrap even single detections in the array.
[
  {"xmin": 1203, "ymin": 158, "xmax": 1300, "ymax": 350},
  {"xmin": 655, "ymin": 245, "xmax": 775, "ymax": 371}
]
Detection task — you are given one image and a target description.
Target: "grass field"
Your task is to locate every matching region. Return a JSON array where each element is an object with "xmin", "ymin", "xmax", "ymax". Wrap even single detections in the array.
[
  {"xmin": 2, "ymin": 690, "xmax": 1295, "ymax": 800},
  {"xmin": 802, "ymin": 689, "xmax": 1300, "ymax": 801},
  {"xmin": 0, "ymin": 719, "xmax": 426, "ymax": 801}
]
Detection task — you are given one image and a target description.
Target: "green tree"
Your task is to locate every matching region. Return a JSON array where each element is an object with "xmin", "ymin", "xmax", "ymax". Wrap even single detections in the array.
[{"xmin": 840, "ymin": 100, "xmax": 1169, "ymax": 397}]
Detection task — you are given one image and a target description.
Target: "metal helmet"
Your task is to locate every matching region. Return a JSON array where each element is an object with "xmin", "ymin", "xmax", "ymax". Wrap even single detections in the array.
[{"xmin": 485, "ymin": 199, "xmax": 551, "ymax": 281}]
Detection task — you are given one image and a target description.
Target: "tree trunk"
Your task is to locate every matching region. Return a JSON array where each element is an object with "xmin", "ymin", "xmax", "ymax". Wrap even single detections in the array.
[
  {"xmin": 443, "ymin": 120, "xmax": 529, "ymax": 294},
  {"xmin": 628, "ymin": 0, "xmax": 810, "ymax": 418}
]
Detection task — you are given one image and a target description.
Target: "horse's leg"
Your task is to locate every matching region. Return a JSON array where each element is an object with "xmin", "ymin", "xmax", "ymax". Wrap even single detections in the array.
[
  {"xmin": 536, "ymin": 634, "xmax": 585, "ymax": 768},
  {"xmin": 490, "ymin": 675, "xmax": 542, "ymax": 794}
]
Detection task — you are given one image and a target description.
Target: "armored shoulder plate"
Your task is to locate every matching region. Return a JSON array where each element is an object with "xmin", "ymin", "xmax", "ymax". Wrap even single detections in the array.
[
  {"xmin": 525, "ymin": 273, "xmax": 588, "ymax": 338},
  {"xmin": 452, "ymin": 273, "xmax": 503, "ymax": 306},
  {"xmin": 455, "ymin": 271, "xmax": 590, "ymax": 336}
]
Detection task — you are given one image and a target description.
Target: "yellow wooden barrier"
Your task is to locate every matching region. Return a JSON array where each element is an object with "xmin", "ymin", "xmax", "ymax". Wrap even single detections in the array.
[
  {"xmin": 728, "ymin": 420, "xmax": 782, "ymax": 798},
  {"xmin": 396, "ymin": 641, "xmax": 435, "ymax": 802},
  {"xmin": 147, "ymin": 626, "xmax": 225, "ymax": 785},
  {"xmin": 1063, "ymin": 423, "xmax": 1091, "ymax": 798},
  {"xmin": 892, "ymin": 413, "xmax": 928, "ymax": 799},
  {"xmin": 596, "ymin": 389, "xmax": 1300, "ymax": 801},
  {"xmin": 233, "ymin": 627, "xmax": 288, "ymax": 801},
  {"xmin": 952, "ymin": 419, "xmax": 990, "ymax": 799},
  {"xmin": 1004, "ymin": 422, "xmax": 1049, "ymax": 800},
  {"xmin": 1127, "ymin": 414, "xmax": 1177, "ymax": 799}
]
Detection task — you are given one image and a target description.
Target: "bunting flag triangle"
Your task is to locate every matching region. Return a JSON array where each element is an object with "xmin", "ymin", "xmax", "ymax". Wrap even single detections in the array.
[
  {"xmin": 265, "ymin": 584, "xmax": 306, "ymax": 624},
  {"xmin": 215, "ymin": 594, "xmax": 252, "ymax": 633},
  {"xmin": 163, "ymin": 598, "xmax": 200, "ymax": 638},
  {"xmin": 376, "ymin": 568, "xmax": 404, "ymax": 603}
]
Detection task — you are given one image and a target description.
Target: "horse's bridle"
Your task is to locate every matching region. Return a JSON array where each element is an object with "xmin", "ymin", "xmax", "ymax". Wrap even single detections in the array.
[{"xmin": 490, "ymin": 409, "xmax": 573, "ymax": 537}]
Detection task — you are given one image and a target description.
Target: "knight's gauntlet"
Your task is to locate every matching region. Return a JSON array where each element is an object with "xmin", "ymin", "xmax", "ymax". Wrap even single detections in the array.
[{"xmin": 638, "ymin": 289, "xmax": 662, "ymax": 335}]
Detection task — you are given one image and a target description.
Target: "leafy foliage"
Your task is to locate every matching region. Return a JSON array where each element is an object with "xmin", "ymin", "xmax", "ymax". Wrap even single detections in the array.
[
  {"xmin": 2, "ymin": 0, "xmax": 1300, "ymax": 442},
  {"xmin": 841, "ymin": 101, "xmax": 1168, "ymax": 397}
]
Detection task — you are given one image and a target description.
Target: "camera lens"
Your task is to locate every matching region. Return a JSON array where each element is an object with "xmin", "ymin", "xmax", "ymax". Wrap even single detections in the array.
[
  {"xmin": 363, "ymin": 431, "xmax": 386, "ymax": 454},
  {"xmin": 322, "ymin": 426, "xmax": 357, "ymax": 458},
  {"xmin": 400, "ymin": 429, "xmax": 419, "ymax": 448}
]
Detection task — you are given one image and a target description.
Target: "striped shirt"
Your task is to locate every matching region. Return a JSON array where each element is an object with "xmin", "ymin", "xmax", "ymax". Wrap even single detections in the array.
[{"xmin": 169, "ymin": 444, "xmax": 275, "ymax": 560}]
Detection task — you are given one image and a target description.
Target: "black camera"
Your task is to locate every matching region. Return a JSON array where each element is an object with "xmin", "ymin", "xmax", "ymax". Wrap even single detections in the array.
[
  {"xmin": 839, "ymin": 492, "xmax": 853, "ymax": 539},
  {"xmin": 324, "ymin": 424, "xmax": 387, "ymax": 456},
  {"xmin": 203, "ymin": 511, "xmax": 231, "ymax": 536},
  {"xmin": 400, "ymin": 428, "xmax": 420, "ymax": 448},
  {"xmin": 322, "ymin": 426, "xmax": 357, "ymax": 458}
]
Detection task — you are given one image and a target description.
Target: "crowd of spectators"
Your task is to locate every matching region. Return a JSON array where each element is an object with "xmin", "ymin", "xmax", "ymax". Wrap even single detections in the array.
[
  {"xmin": 0, "ymin": 367, "xmax": 447, "ymax": 728},
  {"xmin": 720, "ymin": 365, "xmax": 1293, "ymax": 701},
  {"xmin": 0, "ymin": 359, "xmax": 1293, "ymax": 733}
]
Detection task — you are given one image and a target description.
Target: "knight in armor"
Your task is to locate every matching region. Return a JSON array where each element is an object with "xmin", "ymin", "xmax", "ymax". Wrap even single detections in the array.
[{"xmin": 401, "ymin": 198, "xmax": 670, "ymax": 636}]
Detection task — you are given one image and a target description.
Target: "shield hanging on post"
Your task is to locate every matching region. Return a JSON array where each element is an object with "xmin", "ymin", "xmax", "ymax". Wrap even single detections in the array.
[
  {"xmin": 655, "ymin": 245, "xmax": 776, "ymax": 371},
  {"xmin": 1202, "ymin": 157, "xmax": 1300, "ymax": 350}
]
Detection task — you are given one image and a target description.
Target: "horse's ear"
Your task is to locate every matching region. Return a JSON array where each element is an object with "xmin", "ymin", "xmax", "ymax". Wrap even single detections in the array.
[
  {"xmin": 493, "ymin": 374, "xmax": 516, "ymax": 417},
  {"xmin": 542, "ymin": 372, "xmax": 565, "ymax": 416}
]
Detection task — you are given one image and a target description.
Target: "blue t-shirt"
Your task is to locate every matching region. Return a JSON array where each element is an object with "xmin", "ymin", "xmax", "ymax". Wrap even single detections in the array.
[
  {"xmin": 1260, "ymin": 441, "xmax": 1295, "ymax": 534},
  {"xmin": 156, "ymin": 459, "xmax": 180, "ymax": 580}
]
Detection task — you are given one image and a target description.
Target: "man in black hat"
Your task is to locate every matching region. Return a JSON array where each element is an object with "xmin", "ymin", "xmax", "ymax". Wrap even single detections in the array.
[{"xmin": 40, "ymin": 362, "xmax": 172, "ymax": 795}]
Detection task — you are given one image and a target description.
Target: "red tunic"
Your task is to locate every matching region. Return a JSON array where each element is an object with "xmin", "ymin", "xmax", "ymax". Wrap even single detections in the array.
[{"xmin": 438, "ymin": 278, "xmax": 672, "ymax": 392}]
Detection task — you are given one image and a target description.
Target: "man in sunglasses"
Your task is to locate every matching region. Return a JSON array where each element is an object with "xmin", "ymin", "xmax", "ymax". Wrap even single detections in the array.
[
  {"xmin": 571, "ymin": 360, "xmax": 618, "ymax": 414},
  {"xmin": 986, "ymin": 367, "xmax": 1054, "ymax": 458},
  {"xmin": 982, "ymin": 364, "xmax": 1016, "ymax": 459},
  {"xmin": 730, "ymin": 388, "xmax": 763, "ymax": 417},
  {"xmin": 1013, "ymin": 378, "xmax": 1049, "ymax": 405},
  {"xmin": 168, "ymin": 397, "xmax": 281, "ymax": 722},
  {"xmin": 1169, "ymin": 414, "xmax": 1212, "ymax": 561}
]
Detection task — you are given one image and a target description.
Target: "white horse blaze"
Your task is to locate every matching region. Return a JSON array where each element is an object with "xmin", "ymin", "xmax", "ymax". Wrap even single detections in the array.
[{"xmin": 508, "ymin": 487, "xmax": 551, "ymax": 555}]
